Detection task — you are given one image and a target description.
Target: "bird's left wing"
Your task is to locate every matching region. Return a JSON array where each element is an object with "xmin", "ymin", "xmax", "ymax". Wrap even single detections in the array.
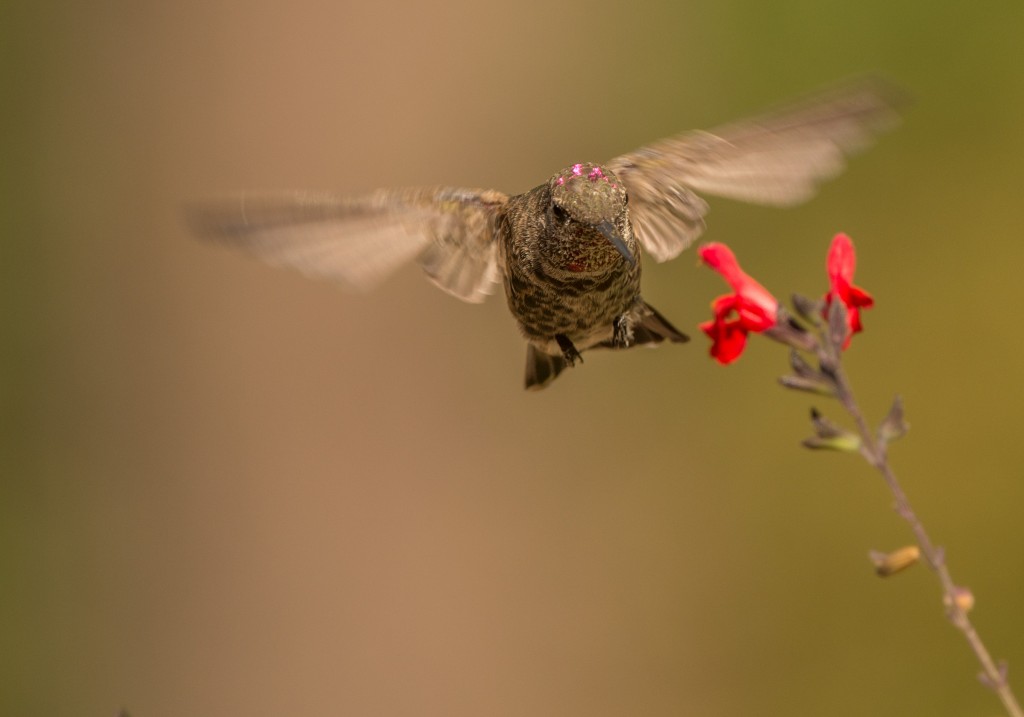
[{"xmin": 187, "ymin": 187, "xmax": 509, "ymax": 303}]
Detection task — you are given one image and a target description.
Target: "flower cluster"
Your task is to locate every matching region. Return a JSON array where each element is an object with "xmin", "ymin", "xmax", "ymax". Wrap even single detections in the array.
[
  {"xmin": 696, "ymin": 233, "xmax": 1023, "ymax": 716},
  {"xmin": 699, "ymin": 234, "xmax": 873, "ymax": 363}
]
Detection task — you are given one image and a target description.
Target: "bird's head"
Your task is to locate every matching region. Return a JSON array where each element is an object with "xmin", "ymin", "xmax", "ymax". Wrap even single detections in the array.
[{"xmin": 545, "ymin": 163, "xmax": 635, "ymax": 273}]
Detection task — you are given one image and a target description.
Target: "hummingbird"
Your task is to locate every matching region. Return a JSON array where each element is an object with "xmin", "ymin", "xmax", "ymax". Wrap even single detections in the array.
[{"xmin": 189, "ymin": 80, "xmax": 900, "ymax": 389}]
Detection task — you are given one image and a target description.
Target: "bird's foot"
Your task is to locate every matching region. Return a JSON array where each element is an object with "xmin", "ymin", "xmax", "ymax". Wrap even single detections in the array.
[
  {"xmin": 612, "ymin": 315, "xmax": 635, "ymax": 348},
  {"xmin": 555, "ymin": 334, "xmax": 583, "ymax": 366}
]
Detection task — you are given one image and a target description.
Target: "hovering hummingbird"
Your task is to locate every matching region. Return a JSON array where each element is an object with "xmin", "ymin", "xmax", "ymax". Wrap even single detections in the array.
[{"xmin": 189, "ymin": 80, "xmax": 900, "ymax": 389}]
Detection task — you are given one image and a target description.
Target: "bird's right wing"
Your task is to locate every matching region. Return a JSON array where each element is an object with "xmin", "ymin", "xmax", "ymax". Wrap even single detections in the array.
[
  {"xmin": 607, "ymin": 78, "xmax": 904, "ymax": 262},
  {"xmin": 186, "ymin": 187, "xmax": 509, "ymax": 303}
]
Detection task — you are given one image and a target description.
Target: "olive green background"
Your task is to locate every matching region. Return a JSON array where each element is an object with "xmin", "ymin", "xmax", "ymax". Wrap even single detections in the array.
[{"xmin": 4, "ymin": 2, "xmax": 1024, "ymax": 716}]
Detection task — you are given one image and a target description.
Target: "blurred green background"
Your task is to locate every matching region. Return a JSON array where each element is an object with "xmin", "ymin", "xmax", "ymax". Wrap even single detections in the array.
[{"xmin": 4, "ymin": 1, "xmax": 1024, "ymax": 715}]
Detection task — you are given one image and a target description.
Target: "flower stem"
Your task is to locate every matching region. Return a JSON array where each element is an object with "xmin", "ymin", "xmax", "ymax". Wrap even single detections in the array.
[{"xmin": 827, "ymin": 359, "xmax": 1023, "ymax": 717}]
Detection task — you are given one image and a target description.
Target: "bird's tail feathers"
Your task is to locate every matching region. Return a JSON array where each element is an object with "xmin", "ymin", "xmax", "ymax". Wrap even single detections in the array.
[{"xmin": 524, "ymin": 345, "xmax": 568, "ymax": 390}]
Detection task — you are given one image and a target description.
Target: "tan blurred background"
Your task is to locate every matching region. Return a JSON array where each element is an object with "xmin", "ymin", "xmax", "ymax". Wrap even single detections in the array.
[{"xmin": 4, "ymin": 1, "xmax": 1024, "ymax": 715}]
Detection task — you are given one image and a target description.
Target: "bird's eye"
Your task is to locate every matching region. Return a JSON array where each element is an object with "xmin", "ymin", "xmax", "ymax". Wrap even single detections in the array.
[{"xmin": 552, "ymin": 204, "xmax": 569, "ymax": 222}]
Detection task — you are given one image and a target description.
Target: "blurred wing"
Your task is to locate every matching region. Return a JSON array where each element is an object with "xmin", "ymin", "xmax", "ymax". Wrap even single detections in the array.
[
  {"xmin": 607, "ymin": 78, "xmax": 904, "ymax": 262},
  {"xmin": 187, "ymin": 187, "xmax": 509, "ymax": 303}
]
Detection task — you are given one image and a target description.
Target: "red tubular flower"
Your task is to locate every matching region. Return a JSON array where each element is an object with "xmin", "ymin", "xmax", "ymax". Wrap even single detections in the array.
[
  {"xmin": 825, "ymin": 233, "xmax": 874, "ymax": 348},
  {"xmin": 698, "ymin": 243, "xmax": 779, "ymax": 364}
]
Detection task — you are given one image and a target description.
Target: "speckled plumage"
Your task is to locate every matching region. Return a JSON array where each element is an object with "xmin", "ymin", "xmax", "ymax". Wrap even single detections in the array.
[
  {"xmin": 188, "ymin": 79, "xmax": 901, "ymax": 389},
  {"xmin": 495, "ymin": 163, "xmax": 689, "ymax": 388}
]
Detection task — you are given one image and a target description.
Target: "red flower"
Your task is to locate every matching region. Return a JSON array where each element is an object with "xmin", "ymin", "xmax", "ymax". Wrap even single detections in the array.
[
  {"xmin": 824, "ymin": 233, "xmax": 874, "ymax": 348},
  {"xmin": 698, "ymin": 243, "xmax": 779, "ymax": 364}
]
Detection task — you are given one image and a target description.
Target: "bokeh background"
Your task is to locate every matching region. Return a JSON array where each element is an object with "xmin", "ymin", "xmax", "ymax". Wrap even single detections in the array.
[{"xmin": 4, "ymin": 1, "xmax": 1024, "ymax": 715}]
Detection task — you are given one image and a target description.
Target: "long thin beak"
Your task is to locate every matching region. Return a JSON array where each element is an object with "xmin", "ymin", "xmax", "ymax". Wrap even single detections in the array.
[{"xmin": 596, "ymin": 220, "xmax": 636, "ymax": 266}]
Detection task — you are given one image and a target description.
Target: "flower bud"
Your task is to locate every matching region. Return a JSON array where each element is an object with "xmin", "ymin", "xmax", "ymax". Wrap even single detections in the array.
[
  {"xmin": 878, "ymin": 395, "xmax": 909, "ymax": 443},
  {"xmin": 803, "ymin": 409, "xmax": 861, "ymax": 452},
  {"xmin": 869, "ymin": 545, "xmax": 920, "ymax": 576},
  {"xmin": 945, "ymin": 586, "xmax": 975, "ymax": 614}
]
